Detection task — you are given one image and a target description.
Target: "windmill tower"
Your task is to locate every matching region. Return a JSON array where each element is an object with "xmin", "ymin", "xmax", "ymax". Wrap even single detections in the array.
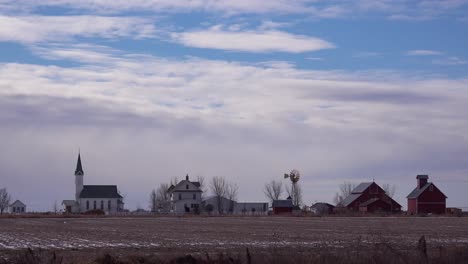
[{"xmin": 284, "ymin": 169, "xmax": 300, "ymax": 206}]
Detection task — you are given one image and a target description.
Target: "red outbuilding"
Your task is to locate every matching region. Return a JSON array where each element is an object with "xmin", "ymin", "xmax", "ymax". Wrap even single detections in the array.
[
  {"xmin": 341, "ymin": 182, "xmax": 401, "ymax": 213},
  {"xmin": 272, "ymin": 196, "xmax": 293, "ymax": 214},
  {"xmin": 407, "ymin": 175, "xmax": 447, "ymax": 215}
]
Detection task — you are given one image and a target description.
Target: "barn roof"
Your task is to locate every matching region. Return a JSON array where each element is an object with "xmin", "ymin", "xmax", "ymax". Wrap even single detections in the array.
[
  {"xmin": 272, "ymin": 199, "xmax": 293, "ymax": 208},
  {"xmin": 352, "ymin": 182, "xmax": 373, "ymax": 194},
  {"xmin": 407, "ymin": 182, "xmax": 447, "ymax": 199},
  {"xmin": 341, "ymin": 193, "xmax": 361, "ymax": 207},
  {"xmin": 79, "ymin": 185, "xmax": 123, "ymax": 198}
]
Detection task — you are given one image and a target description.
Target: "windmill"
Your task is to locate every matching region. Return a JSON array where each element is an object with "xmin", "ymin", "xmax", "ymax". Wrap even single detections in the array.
[{"xmin": 284, "ymin": 169, "xmax": 301, "ymax": 206}]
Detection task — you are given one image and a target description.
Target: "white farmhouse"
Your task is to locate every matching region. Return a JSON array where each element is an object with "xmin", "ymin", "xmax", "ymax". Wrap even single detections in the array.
[
  {"xmin": 167, "ymin": 174, "xmax": 202, "ymax": 214},
  {"xmin": 62, "ymin": 153, "xmax": 124, "ymax": 214},
  {"xmin": 9, "ymin": 200, "xmax": 26, "ymax": 214}
]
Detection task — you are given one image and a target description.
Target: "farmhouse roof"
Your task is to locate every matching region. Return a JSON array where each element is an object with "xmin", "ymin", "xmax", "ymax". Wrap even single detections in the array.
[
  {"xmin": 168, "ymin": 177, "xmax": 202, "ymax": 193},
  {"xmin": 407, "ymin": 182, "xmax": 447, "ymax": 199},
  {"xmin": 351, "ymin": 182, "xmax": 373, "ymax": 194},
  {"xmin": 79, "ymin": 185, "xmax": 122, "ymax": 198},
  {"xmin": 9, "ymin": 200, "xmax": 25, "ymax": 207},
  {"xmin": 75, "ymin": 153, "xmax": 84, "ymax": 175}
]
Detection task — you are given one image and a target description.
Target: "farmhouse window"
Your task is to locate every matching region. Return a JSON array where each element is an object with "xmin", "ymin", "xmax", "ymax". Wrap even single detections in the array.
[
  {"xmin": 179, "ymin": 193, "xmax": 182, "ymax": 200},
  {"xmin": 108, "ymin": 200, "xmax": 111, "ymax": 210},
  {"xmin": 86, "ymin": 200, "xmax": 89, "ymax": 210},
  {"xmin": 193, "ymin": 194, "xmax": 196, "ymax": 200},
  {"xmin": 93, "ymin": 200, "xmax": 97, "ymax": 210},
  {"xmin": 101, "ymin": 200, "xmax": 104, "ymax": 210},
  {"xmin": 186, "ymin": 184, "xmax": 189, "ymax": 190}
]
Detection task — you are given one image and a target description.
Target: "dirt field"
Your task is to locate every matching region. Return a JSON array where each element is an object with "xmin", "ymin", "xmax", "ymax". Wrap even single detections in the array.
[{"xmin": 1, "ymin": 216, "xmax": 467, "ymax": 259}]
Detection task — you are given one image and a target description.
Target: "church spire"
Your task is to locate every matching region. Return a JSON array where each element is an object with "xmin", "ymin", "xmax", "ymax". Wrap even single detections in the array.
[{"xmin": 75, "ymin": 151, "xmax": 84, "ymax": 175}]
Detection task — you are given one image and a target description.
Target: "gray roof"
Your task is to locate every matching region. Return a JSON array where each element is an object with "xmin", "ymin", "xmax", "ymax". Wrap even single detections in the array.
[
  {"xmin": 10, "ymin": 200, "xmax": 25, "ymax": 207},
  {"xmin": 407, "ymin": 182, "xmax": 447, "ymax": 199},
  {"xmin": 62, "ymin": 200, "xmax": 78, "ymax": 206},
  {"xmin": 352, "ymin": 182, "xmax": 373, "ymax": 194},
  {"xmin": 311, "ymin": 202, "xmax": 335, "ymax": 209},
  {"xmin": 272, "ymin": 199, "xmax": 293, "ymax": 208},
  {"xmin": 79, "ymin": 185, "xmax": 123, "ymax": 198},
  {"xmin": 341, "ymin": 193, "xmax": 361, "ymax": 207}
]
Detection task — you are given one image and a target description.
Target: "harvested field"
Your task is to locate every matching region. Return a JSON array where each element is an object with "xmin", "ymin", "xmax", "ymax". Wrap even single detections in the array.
[{"xmin": 0, "ymin": 216, "xmax": 468, "ymax": 262}]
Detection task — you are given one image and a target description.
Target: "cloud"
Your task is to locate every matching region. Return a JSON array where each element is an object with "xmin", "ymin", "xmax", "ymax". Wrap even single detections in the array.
[
  {"xmin": 0, "ymin": 0, "xmax": 311, "ymax": 15},
  {"xmin": 407, "ymin": 50, "xmax": 443, "ymax": 56},
  {"xmin": 171, "ymin": 26, "xmax": 335, "ymax": 53},
  {"xmin": 0, "ymin": 15, "xmax": 156, "ymax": 43},
  {"xmin": 1, "ymin": 44, "xmax": 468, "ymax": 210},
  {"xmin": 432, "ymin": 56, "xmax": 468, "ymax": 65}
]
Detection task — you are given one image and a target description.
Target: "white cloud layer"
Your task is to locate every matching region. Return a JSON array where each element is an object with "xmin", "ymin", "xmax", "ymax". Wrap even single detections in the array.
[
  {"xmin": 171, "ymin": 26, "xmax": 335, "ymax": 53},
  {"xmin": 1, "ymin": 44, "xmax": 468, "ymax": 210},
  {"xmin": 0, "ymin": 15, "xmax": 156, "ymax": 43},
  {"xmin": 407, "ymin": 50, "xmax": 443, "ymax": 56}
]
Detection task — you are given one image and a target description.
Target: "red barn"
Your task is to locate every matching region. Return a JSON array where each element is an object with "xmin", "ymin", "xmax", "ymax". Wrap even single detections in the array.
[
  {"xmin": 341, "ymin": 182, "xmax": 401, "ymax": 213},
  {"xmin": 407, "ymin": 175, "xmax": 447, "ymax": 215},
  {"xmin": 272, "ymin": 196, "xmax": 293, "ymax": 214}
]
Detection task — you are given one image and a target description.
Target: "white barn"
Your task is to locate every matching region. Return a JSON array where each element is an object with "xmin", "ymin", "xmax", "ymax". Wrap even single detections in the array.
[
  {"xmin": 167, "ymin": 175, "xmax": 202, "ymax": 214},
  {"xmin": 9, "ymin": 200, "xmax": 26, "ymax": 214},
  {"xmin": 62, "ymin": 153, "xmax": 124, "ymax": 214}
]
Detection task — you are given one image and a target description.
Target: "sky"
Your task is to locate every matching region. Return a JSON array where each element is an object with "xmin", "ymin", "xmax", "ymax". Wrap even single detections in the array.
[{"xmin": 0, "ymin": 0, "xmax": 467, "ymax": 211}]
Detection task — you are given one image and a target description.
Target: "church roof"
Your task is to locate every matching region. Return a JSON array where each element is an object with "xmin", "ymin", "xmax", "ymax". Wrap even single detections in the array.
[
  {"xmin": 75, "ymin": 153, "xmax": 84, "ymax": 175},
  {"xmin": 79, "ymin": 185, "xmax": 122, "ymax": 198}
]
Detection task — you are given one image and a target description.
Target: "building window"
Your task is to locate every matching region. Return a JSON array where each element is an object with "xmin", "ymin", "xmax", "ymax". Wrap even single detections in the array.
[
  {"xmin": 101, "ymin": 200, "xmax": 104, "ymax": 210},
  {"xmin": 86, "ymin": 200, "xmax": 89, "ymax": 210},
  {"xmin": 22, "ymin": 207, "xmax": 25, "ymax": 213},
  {"xmin": 108, "ymin": 200, "xmax": 111, "ymax": 210},
  {"xmin": 193, "ymin": 194, "xmax": 196, "ymax": 200},
  {"xmin": 93, "ymin": 200, "xmax": 97, "ymax": 210},
  {"xmin": 429, "ymin": 185, "xmax": 434, "ymax": 191},
  {"xmin": 179, "ymin": 193, "xmax": 182, "ymax": 200},
  {"xmin": 186, "ymin": 184, "xmax": 189, "ymax": 190}
]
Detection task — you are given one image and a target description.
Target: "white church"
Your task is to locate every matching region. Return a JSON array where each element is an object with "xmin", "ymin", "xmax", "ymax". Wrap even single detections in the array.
[{"xmin": 62, "ymin": 153, "xmax": 124, "ymax": 214}]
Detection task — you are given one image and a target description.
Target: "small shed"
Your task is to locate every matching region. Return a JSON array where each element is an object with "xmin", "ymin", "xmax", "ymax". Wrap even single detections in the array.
[
  {"xmin": 311, "ymin": 202, "xmax": 335, "ymax": 215},
  {"xmin": 9, "ymin": 200, "xmax": 26, "ymax": 214},
  {"xmin": 272, "ymin": 196, "xmax": 293, "ymax": 214}
]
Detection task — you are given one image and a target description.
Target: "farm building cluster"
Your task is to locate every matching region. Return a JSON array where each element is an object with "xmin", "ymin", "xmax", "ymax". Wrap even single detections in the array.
[{"xmin": 2, "ymin": 153, "xmax": 457, "ymax": 216}]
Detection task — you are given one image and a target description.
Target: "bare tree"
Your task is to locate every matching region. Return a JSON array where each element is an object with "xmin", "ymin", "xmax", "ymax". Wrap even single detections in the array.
[
  {"xmin": 226, "ymin": 182, "xmax": 238, "ymax": 213},
  {"xmin": 382, "ymin": 183, "xmax": 396, "ymax": 198},
  {"xmin": 210, "ymin": 176, "xmax": 227, "ymax": 214},
  {"xmin": 197, "ymin": 175, "xmax": 208, "ymax": 200},
  {"xmin": 0, "ymin": 188, "xmax": 11, "ymax": 214},
  {"xmin": 156, "ymin": 183, "xmax": 171, "ymax": 212},
  {"xmin": 170, "ymin": 176, "xmax": 179, "ymax": 187},
  {"xmin": 334, "ymin": 182, "xmax": 356, "ymax": 206},
  {"xmin": 149, "ymin": 189, "xmax": 157, "ymax": 212},
  {"xmin": 264, "ymin": 180, "xmax": 283, "ymax": 203}
]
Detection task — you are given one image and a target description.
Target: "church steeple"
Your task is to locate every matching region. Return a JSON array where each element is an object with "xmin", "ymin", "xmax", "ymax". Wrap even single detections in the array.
[{"xmin": 75, "ymin": 152, "xmax": 84, "ymax": 175}]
